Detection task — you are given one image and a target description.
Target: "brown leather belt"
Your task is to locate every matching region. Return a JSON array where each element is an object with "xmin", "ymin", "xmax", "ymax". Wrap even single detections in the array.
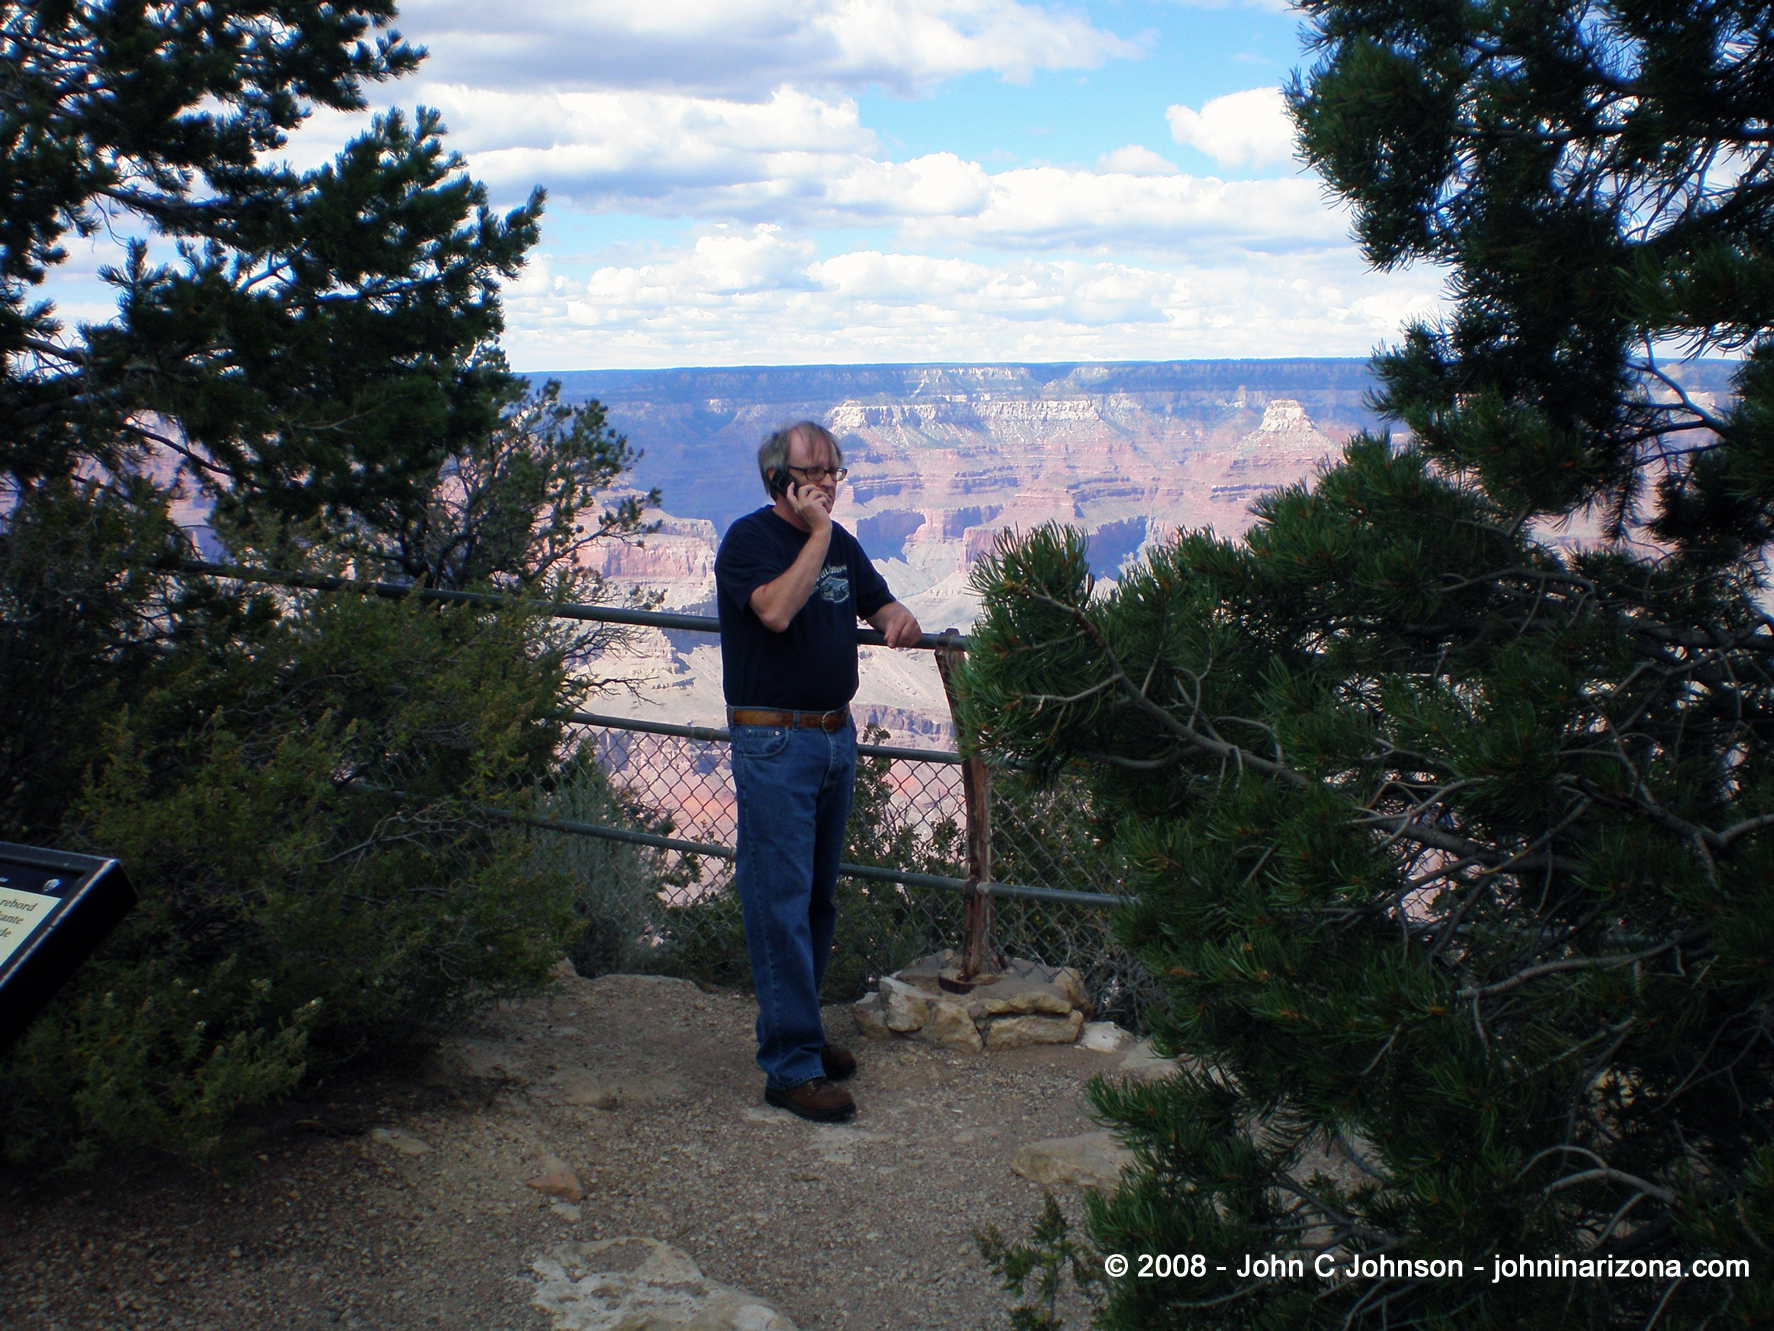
[{"xmin": 727, "ymin": 706, "xmax": 851, "ymax": 732}]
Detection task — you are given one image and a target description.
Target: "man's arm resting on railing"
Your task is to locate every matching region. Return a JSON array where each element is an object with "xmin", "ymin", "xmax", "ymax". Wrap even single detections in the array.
[{"xmin": 867, "ymin": 600, "xmax": 922, "ymax": 649}]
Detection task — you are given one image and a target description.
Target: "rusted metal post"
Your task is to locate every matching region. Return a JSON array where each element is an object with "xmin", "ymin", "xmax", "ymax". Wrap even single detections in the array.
[{"xmin": 935, "ymin": 634, "xmax": 997, "ymax": 980}]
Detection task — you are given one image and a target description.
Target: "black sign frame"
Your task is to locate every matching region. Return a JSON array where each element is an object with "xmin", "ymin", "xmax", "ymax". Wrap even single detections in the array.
[{"xmin": 0, "ymin": 842, "xmax": 137, "ymax": 1052}]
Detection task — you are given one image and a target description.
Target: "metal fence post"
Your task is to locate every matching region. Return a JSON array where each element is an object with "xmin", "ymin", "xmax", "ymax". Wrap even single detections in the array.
[{"xmin": 935, "ymin": 636, "xmax": 998, "ymax": 979}]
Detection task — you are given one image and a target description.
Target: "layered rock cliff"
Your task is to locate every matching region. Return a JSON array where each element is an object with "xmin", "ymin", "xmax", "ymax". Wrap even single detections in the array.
[
  {"xmin": 551, "ymin": 360, "xmax": 1389, "ymax": 549},
  {"xmin": 576, "ymin": 379, "xmax": 1364, "ymax": 649},
  {"xmin": 566, "ymin": 364, "xmax": 1388, "ymax": 736}
]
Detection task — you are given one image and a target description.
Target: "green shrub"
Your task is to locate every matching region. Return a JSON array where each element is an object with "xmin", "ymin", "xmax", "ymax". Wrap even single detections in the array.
[
  {"xmin": 0, "ymin": 477, "xmax": 187, "ymax": 844},
  {"xmin": 959, "ymin": 0, "xmax": 1774, "ymax": 1321},
  {"xmin": 977, "ymin": 1193, "xmax": 1105, "ymax": 1331},
  {"xmin": 1, "ymin": 0, "xmax": 662, "ymax": 1169},
  {"xmin": 656, "ymin": 884, "xmax": 753, "ymax": 992},
  {"xmin": 0, "ymin": 553, "xmax": 584, "ymax": 1167},
  {"xmin": 532, "ymin": 754, "xmax": 680, "ymax": 980}
]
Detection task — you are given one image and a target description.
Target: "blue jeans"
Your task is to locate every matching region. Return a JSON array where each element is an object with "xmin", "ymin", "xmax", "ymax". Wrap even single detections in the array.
[{"xmin": 730, "ymin": 718, "xmax": 856, "ymax": 1090}]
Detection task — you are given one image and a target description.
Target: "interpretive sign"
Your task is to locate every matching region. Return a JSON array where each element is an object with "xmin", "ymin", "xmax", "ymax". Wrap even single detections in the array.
[{"xmin": 0, "ymin": 842, "xmax": 137, "ymax": 1052}]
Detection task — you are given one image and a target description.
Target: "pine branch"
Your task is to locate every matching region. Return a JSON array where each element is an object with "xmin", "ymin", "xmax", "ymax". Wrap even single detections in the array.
[{"xmin": 1456, "ymin": 936, "xmax": 1691, "ymax": 1000}]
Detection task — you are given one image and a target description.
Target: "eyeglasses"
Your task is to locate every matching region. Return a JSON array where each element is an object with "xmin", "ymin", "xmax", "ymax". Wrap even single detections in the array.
[{"xmin": 788, "ymin": 465, "xmax": 848, "ymax": 483}]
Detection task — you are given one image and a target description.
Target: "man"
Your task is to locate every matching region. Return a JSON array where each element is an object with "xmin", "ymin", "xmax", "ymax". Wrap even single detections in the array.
[{"xmin": 714, "ymin": 421, "xmax": 923, "ymax": 1122}]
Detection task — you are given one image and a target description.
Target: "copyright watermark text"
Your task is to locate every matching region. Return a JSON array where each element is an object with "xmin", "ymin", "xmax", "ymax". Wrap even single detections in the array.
[{"xmin": 1100, "ymin": 1252, "xmax": 1751, "ymax": 1283}]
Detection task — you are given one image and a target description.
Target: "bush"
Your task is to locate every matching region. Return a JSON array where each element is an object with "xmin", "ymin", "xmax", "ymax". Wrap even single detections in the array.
[
  {"xmin": 0, "ymin": 536, "xmax": 586, "ymax": 1166},
  {"xmin": 1, "ymin": 2, "xmax": 663, "ymax": 1169},
  {"xmin": 961, "ymin": 481, "xmax": 1774, "ymax": 1326},
  {"xmin": 0, "ymin": 477, "xmax": 188, "ymax": 845},
  {"xmin": 960, "ymin": 0, "xmax": 1774, "ymax": 1322},
  {"xmin": 533, "ymin": 753, "xmax": 682, "ymax": 980}
]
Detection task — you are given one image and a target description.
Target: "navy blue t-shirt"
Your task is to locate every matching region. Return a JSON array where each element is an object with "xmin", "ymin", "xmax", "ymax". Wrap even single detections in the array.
[{"xmin": 715, "ymin": 508, "xmax": 893, "ymax": 711}]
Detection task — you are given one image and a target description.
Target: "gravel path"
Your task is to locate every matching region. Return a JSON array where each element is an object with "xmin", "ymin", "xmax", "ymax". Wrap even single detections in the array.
[{"xmin": 2, "ymin": 972, "xmax": 1131, "ymax": 1331}]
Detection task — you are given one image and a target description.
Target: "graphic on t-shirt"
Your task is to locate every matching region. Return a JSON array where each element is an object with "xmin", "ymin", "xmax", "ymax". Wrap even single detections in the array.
[{"xmin": 817, "ymin": 564, "xmax": 851, "ymax": 604}]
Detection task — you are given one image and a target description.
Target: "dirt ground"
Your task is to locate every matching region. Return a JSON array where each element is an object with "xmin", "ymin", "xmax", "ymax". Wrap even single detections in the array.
[{"xmin": 1, "ymin": 972, "xmax": 1131, "ymax": 1331}]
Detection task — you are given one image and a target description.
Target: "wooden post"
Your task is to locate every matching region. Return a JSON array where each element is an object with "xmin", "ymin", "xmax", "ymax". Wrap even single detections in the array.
[{"xmin": 935, "ymin": 636, "xmax": 997, "ymax": 980}]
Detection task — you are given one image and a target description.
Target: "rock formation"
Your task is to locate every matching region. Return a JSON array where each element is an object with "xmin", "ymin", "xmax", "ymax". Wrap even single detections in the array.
[
  {"xmin": 532, "ymin": 1238, "xmax": 798, "ymax": 1331},
  {"xmin": 571, "ymin": 372, "xmax": 1377, "ymax": 736},
  {"xmin": 851, "ymin": 951, "xmax": 1092, "ymax": 1053}
]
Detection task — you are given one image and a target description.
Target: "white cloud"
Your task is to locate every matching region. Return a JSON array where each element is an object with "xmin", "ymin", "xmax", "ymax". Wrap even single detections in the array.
[
  {"xmin": 233, "ymin": 3, "xmax": 1411, "ymax": 371},
  {"xmin": 342, "ymin": 83, "xmax": 1344, "ymax": 258},
  {"xmin": 573, "ymin": 228, "xmax": 822, "ymax": 318},
  {"xmin": 395, "ymin": 0, "xmax": 1140, "ymax": 98},
  {"xmin": 1167, "ymin": 86, "xmax": 1296, "ymax": 168},
  {"xmin": 1096, "ymin": 145, "xmax": 1180, "ymax": 176},
  {"xmin": 904, "ymin": 167, "xmax": 1344, "ymax": 254},
  {"xmin": 501, "ymin": 227, "xmax": 1445, "ymax": 368},
  {"xmin": 416, "ymin": 84, "xmax": 880, "ymax": 207}
]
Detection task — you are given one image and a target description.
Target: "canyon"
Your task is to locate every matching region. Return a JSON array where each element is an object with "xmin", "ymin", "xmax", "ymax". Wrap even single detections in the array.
[
  {"xmin": 561, "ymin": 356, "xmax": 1738, "ymax": 744},
  {"xmin": 161, "ymin": 356, "xmax": 1741, "ymax": 745},
  {"xmin": 564, "ymin": 359, "xmax": 1402, "ymax": 740}
]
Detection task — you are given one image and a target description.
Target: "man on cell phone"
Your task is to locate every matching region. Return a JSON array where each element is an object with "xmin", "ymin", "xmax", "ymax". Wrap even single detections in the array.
[{"xmin": 713, "ymin": 421, "xmax": 923, "ymax": 1122}]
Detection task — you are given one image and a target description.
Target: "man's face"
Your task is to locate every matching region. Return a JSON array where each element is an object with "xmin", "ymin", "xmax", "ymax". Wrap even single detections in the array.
[{"xmin": 785, "ymin": 428, "xmax": 841, "ymax": 505}]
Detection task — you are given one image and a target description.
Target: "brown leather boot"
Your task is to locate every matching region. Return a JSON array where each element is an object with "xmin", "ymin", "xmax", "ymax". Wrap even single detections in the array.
[
  {"xmin": 765, "ymin": 1077, "xmax": 856, "ymax": 1122},
  {"xmin": 821, "ymin": 1043, "xmax": 858, "ymax": 1082}
]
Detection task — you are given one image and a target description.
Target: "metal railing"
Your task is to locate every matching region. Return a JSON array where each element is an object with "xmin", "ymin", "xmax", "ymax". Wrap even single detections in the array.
[
  {"xmin": 179, "ymin": 560, "xmax": 1159, "ymax": 1027},
  {"xmin": 176, "ymin": 559, "xmax": 968, "ymax": 649},
  {"xmin": 547, "ymin": 711, "xmax": 1121, "ymax": 910}
]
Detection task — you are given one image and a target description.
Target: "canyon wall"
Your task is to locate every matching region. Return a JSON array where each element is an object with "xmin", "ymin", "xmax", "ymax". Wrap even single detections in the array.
[
  {"xmin": 550, "ymin": 358, "xmax": 1388, "ymax": 540},
  {"xmin": 145, "ymin": 358, "xmax": 1740, "ymax": 743},
  {"xmin": 561, "ymin": 356, "xmax": 1741, "ymax": 738},
  {"xmin": 563, "ymin": 359, "xmax": 1400, "ymax": 736}
]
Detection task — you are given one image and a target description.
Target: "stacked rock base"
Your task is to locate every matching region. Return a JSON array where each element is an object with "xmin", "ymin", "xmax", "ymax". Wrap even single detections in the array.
[{"xmin": 851, "ymin": 950, "xmax": 1091, "ymax": 1052}]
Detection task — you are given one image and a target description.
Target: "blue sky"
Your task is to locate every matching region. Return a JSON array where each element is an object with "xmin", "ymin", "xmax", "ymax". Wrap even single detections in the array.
[
  {"xmin": 63, "ymin": 1, "xmax": 1450, "ymax": 370},
  {"xmin": 854, "ymin": 6, "xmax": 1300, "ymax": 176}
]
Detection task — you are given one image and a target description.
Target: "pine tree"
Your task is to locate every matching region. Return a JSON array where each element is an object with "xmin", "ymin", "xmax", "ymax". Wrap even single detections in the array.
[
  {"xmin": 0, "ymin": 1, "xmax": 570, "ymax": 838},
  {"xmin": 0, "ymin": 4, "xmax": 653, "ymax": 1164},
  {"xmin": 959, "ymin": 3, "xmax": 1773, "ymax": 1326},
  {"xmin": 2, "ymin": 0, "xmax": 540, "ymax": 527}
]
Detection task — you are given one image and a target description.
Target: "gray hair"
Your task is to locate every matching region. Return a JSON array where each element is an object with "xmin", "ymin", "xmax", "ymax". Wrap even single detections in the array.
[{"xmin": 757, "ymin": 421, "xmax": 843, "ymax": 497}]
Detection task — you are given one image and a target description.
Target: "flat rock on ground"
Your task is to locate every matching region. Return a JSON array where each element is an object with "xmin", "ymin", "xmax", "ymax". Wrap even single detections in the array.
[
  {"xmin": 1, "ymin": 972, "xmax": 1146, "ymax": 1331},
  {"xmin": 1010, "ymin": 1133, "xmax": 1135, "ymax": 1192}
]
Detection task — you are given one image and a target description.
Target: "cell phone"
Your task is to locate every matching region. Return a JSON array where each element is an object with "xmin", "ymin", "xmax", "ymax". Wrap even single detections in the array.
[{"xmin": 767, "ymin": 466, "xmax": 794, "ymax": 498}]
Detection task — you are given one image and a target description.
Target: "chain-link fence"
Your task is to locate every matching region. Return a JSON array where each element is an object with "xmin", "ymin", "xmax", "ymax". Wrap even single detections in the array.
[
  {"xmin": 530, "ymin": 703, "xmax": 1161, "ymax": 1031},
  {"xmin": 176, "ymin": 561, "xmax": 1162, "ymax": 1031}
]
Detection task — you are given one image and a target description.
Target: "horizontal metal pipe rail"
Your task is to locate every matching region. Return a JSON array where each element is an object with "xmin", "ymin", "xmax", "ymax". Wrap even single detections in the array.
[
  {"xmin": 564, "ymin": 710, "xmax": 966, "ymax": 765},
  {"xmin": 492, "ymin": 806, "xmax": 1128, "ymax": 909},
  {"xmin": 183, "ymin": 562, "xmax": 1129, "ymax": 908},
  {"xmin": 179, "ymin": 560, "xmax": 971, "ymax": 651},
  {"xmin": 355, "ymin": 776, "xmax": 1128, "ymax": 908}
]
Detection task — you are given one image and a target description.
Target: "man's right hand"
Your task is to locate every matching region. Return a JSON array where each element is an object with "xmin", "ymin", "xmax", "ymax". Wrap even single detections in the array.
[
  {"xmin": 786, "ymin": 480, "xmax": 833, "ymax": 531},
  {"xmin": 750, "ymin": 484, "xmax": 836, "ymax": 631}
]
